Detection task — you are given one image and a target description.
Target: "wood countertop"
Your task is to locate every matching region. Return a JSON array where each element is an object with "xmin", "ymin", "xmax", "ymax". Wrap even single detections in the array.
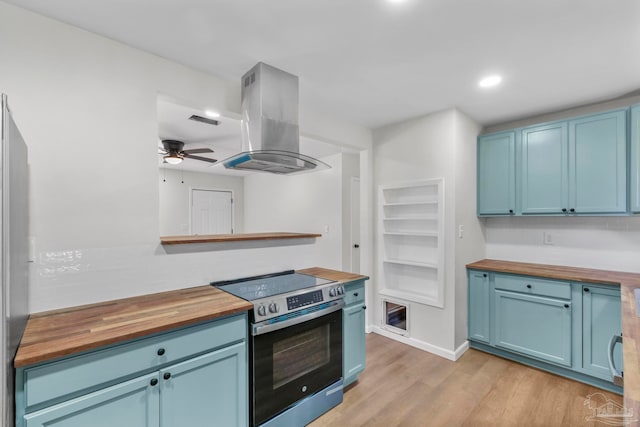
[
  {"xmin": 14, "ymin": 267, "xmax": 367, "ymax": 369},
  {"xmin": 467, "ymin": 259, "xmax": 640, "ymax": 417},
  {"xmin": 298, "ymin": 267, "xmax": 369, "ymax": 283},
  {"xmin": 14, "ymin": 286, "xmax": 252, "ymax": 368}
]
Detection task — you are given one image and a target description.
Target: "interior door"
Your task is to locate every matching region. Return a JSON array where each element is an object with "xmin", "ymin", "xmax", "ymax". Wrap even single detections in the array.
[
  {"xmin": 350, "ymin": 177, "xmax": 360, "ymax": 273},
  {"xmin": 191, "ymin": 189, "xmax": 232, "ymax": 235}
]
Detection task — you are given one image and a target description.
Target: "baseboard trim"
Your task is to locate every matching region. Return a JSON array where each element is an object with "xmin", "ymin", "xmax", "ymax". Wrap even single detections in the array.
[{"xmin": 370, "ymin": 326, "xmax": 467, "ymax": 361}]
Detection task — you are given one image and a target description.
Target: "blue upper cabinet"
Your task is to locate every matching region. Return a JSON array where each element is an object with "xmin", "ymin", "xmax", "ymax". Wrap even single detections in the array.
[
  {"xmin": 478, "ymin": 107, "xmax": 630, "ymax": 216},
  {"xmin": 631, "ymin": 105, "xmax": 640, "ymax": 213},
  {"xmin": 568, "ymin": 110, "xmax": 627, "ymax": 214},
  {"xmin": 477, "ymin": 131, "xmax": 516, "ymax": 215},
  {"xmin": 520, "ymin": 122, "xmax": 568, "ymax": 214}
]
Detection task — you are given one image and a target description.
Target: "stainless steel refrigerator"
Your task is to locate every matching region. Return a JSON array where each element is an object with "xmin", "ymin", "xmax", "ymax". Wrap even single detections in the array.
[{"xmin": 1, "ymin": 94, "xmax": 29, "ymax": 427}]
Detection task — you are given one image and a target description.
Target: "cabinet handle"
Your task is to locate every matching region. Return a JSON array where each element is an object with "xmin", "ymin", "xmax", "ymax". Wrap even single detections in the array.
[
  {"xmin": 483, "ymin": 273, "xmax": 487, "ymax": 278},
  {"xmin": 584, "ymin": 288, "xmax": 590, "ymax": 293},
  {"xmin": 526, "ymin": 284, "xmax": 532, "ymax": 289},
  {"xmin": 150, "ymin": 378, "xmax": 158, "ymax": 386},
  {"xmin": 562, "ymin": 208, "xmax": 567, "ymax": 213},
  {"xmin": 363, "ymin": 305, "xmax": 367, "ymax": 310},
  {"xmin": 509, "ymin": 209, "xmax": 514, "ymax": 214},
  {"xmin": 608, "ymin": 334, "xmax": 624, "ymax": 386},
  {"xmin": 564, "ymin": 304, "xmax": 569, "ymax": 308},
  {"xmin": 163, "ymin": 372, "xmax": 171, "ymax": 380},
  {"xmin": 569, "ymin": 208, "xmax": 575, "ymax": 213},
  {"xmin": 157, "ymin": 348, "xmax": 166, "ymax": 356},
  {"xmin": 354, "ymin": 292, "xmax": 359, "ymax": 297}
]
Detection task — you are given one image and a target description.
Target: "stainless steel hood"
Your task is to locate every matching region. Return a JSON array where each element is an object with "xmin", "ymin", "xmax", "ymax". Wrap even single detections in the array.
[{"xmin": 223, "ymin": 62, "xmax": 330, "ymax": 174}]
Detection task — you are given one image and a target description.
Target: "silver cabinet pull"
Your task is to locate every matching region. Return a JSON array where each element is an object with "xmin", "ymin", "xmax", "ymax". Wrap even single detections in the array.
[{"xmin": 607, "ymin": 334, "xmax": 623, "ymax": 386}]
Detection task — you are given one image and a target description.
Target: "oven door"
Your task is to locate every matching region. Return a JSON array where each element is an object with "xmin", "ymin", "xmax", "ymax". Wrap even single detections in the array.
[{"xmin": 252, "ymin": 305, "xmax": 343, "ymax": 426}]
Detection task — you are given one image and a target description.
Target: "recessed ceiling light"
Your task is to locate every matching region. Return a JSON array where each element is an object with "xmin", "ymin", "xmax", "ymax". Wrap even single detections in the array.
[
  {"xmin": 478, "ymin": 75, "xmax": 502, "ymax": 88},
  {"xmin": 387, "ymin": 0, "xmax": 407, "ymax": 3},
  {"xmin": 205, "ymin": 110, "xmax": 220, "ymax": 118}
]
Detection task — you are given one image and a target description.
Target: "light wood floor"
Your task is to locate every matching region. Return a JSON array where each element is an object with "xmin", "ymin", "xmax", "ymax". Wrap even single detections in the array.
[{"xmin": 310, "ymin": 333, "xmax": 623, "ymax": 427}]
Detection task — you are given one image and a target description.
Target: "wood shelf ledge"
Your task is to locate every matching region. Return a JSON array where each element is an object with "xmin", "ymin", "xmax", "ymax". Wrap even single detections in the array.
[{"xmin": 160, "ymin": 232, "xmax": 322, "ymax": 245}]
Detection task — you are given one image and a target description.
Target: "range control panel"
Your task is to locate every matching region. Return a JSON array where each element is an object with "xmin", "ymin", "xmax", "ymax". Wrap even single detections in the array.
[{"xmin": 252, "ymin": 282, "xmax": 344, "ymax": 322}]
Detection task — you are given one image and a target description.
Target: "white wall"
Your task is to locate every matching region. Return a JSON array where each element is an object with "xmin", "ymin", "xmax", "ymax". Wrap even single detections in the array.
[
  {"xmin": 0, "ymin": 2, "xmax": 372, "ymax": 312},
  {"xmin": 243, "ymin": 153, "xmax": 344, "ymax": 270},
  {"xmin": 158, "ymin": 169, "xmax": 245, "ymax": 236},
  {"xmin": 372, "ymin": 108, "xmax": 484, "ymax": 356},
  {"xmin": 485, "ymin": 216, "xmax": 640, "ymax": 273}
]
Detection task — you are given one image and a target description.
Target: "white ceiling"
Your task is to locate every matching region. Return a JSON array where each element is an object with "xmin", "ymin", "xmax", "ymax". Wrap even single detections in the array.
[{"xmin": 6, "ymin": 0, "xmax": 640, "ymax": 128}]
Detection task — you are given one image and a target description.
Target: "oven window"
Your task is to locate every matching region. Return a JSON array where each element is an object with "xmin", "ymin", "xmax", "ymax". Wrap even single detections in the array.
[{"xmin": 272, "ymin": 324, "xmax": 330, "ymax": 389}]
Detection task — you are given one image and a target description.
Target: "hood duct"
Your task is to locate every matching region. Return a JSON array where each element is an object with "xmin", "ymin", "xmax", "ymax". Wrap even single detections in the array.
[{"xmin": 223, "ymin": 62, "xmax": 330, "ymax": 174}]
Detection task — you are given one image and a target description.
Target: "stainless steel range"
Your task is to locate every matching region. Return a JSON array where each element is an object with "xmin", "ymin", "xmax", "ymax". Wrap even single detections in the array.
[{"xmin": 212, "ymin": 271, "xmax": 345, "ymax": 427}]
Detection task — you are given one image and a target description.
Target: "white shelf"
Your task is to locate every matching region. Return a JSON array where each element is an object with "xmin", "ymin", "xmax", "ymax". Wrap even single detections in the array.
[
  {"xmin": 378, "ymin": 178, "xmax": 445, "ymax": 309},
  {"xmin": 383, "ymin": 259, "xmax": 438, "ymax": 269},
  {"xmin": 383, "ymin": 201, "xmax": 438, "ymax": 207},
  {"xmin": 383, "ymin": 231, "xmax": 438, "ymax": 237},
  {"xmin": 383, "ymin": 215, "xmax": 437, "ymax": 221}
]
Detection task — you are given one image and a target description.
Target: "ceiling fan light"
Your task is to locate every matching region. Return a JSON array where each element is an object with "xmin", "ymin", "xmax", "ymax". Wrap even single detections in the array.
[{"xmin": 164, "ymin": 154, "xmax": 183, "ymax": 165}]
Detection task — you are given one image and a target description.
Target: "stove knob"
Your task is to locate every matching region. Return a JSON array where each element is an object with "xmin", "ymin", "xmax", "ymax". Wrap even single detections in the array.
[
  {"xmin": 338, "ymin": 286, "xmax": 344, "ymax": 295},
  {"xmin": 257, "ymin": 305, "xmax": 267, "ymax": 317},
  {"xmin": 269, "ymin": 303, "xmax": 279, "ymax": 313},
  {"xmin": 329, "ymin": 288, "xmax": 337, "ymax": 297}
]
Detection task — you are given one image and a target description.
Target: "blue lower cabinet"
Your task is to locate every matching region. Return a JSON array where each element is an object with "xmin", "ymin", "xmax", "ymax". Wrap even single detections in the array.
[
  {"xmin": 467, "ymin": 270, "xmax": 490, "ymax": 343},
  {"xmin": 494, "ymin": 290, "xmax": 572, "ymax": 367},
  {"xmin": 160, "ymin": 342, "xmax": 247, "ymax": 427},
  {"xmin": 343, "ymin": 280, "xmax": 366, "ymax": 387},
  {"xmin": 18, "ymin": 314, "xmax": 249, "ymax": 427},
  {"xmin": 580, "ymin": 285, "xmax": 622, "ymax": 381},
  {"xmin": 468, "ymin": 269, "xmax": 622, "ymax": 392},
  {"xmin": 24, "ymin": 373, "xmax": 160, "ymax": 427}
]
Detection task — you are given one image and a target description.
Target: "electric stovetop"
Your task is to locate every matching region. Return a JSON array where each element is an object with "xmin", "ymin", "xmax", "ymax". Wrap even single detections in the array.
[{"xmin": 211, "ymin": 270, "xmax": 334, "ymax": 301}]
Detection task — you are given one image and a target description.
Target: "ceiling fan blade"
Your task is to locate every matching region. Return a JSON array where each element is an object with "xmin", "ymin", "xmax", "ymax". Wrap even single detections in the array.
[
  {"xmin": 182, "ymin": 148, "xmax": 214, "ymax": 154},
  {"xmin": 158, "ymin": 149, "xmax": 168, "ymax": 154},
  {"xmin": 183, "ymin": 153, "xmax": 218, "ymax": 163}
]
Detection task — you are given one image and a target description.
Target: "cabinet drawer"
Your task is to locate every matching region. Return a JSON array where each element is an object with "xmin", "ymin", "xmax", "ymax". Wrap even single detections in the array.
[
  {"xmin": 494, "ymin": 274, "xmax": 570, "ymax": 299},
  {"xmin": 343, "ymin": 281, "xmax": 365, "ymax": 306},
  {"xmin": 24, "ymin": 314, "xmax": 246, "ymax": 408}
]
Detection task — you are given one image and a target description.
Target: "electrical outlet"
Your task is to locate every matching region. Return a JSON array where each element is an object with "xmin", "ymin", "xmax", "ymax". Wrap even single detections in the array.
[
  {"xmin": 543, "ymin": 232, "xmax": 553, "ymax": 245},
  {"xmin": 458, "ymin": 224, "xmax": 464, "ymax": 239}
]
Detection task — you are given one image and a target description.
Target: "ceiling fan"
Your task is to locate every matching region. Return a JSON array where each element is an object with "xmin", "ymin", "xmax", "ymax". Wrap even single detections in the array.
[{"xmin": 158, "ymin": 139, "xmax": 217, "ymax": 165}]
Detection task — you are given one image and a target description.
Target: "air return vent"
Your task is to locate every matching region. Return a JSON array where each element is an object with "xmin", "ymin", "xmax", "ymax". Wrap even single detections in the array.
[{"xmin": 189, "ymin": 115, "xmax": 220, "ymax": 126}]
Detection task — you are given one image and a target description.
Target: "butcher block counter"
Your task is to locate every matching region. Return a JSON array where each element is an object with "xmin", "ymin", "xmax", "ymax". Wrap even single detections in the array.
[
  {"xmin": 13, "ymin": 285, "xmax": 252, "ymax": 368},
  {"xmin": 14, "ymin": 267, "xmax": 367, "ymax": 369},
  {"xmin": 467, "ymin": 259, "xmax": 640, "ymax": 418}
]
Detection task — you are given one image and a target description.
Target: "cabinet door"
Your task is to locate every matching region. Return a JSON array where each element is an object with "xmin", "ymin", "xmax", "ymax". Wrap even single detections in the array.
[
  {"xmin": 159, "ymin": 342, "xmax": 247, "ymax": 427},
  {"xmin": 343, "ymin": 303, "xmax": 366, "ymax": 387},
  {"xmin": 581, "ymin": 285, "xmax": 623, "ymax": 381},
  {"xmin": 631, "ymin": 105, "xmax": 640, "ymax": 213},
  {"xmin": 477, "ymin": 132, "xmax": 516, "ymax": 215},
  {"xmin": 468, "ymin": 270, "xmax": 490, "ymax": 343},
  {"xmin": 569, "ymin": 110, "xmax": 627, "ymax": 214},
  {"xmin": 494, "ymin": 290, "xmax": 572, "ymax": 367},
  {"xmin": 24, "ymin": 373, "xmax": 159, "ymax": 427},
  {"xmin": 520, "ymin": 122, "xmax": 568, "ymax": 214}
]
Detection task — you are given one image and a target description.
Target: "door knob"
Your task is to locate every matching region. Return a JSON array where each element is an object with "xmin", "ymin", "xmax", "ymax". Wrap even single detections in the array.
[{"xmin": 353, "ymin": 244, "xmax": 360, "ymax": 248}]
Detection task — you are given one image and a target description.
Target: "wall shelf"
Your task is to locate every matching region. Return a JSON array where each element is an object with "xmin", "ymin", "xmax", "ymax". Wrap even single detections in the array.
[
  {"xmin": 160, "ymin": 232, "xmax": 321, "ymax": 245},
  {"xmin": 378, "ymin": 179, "xmax": 445, "ymax": 308}
]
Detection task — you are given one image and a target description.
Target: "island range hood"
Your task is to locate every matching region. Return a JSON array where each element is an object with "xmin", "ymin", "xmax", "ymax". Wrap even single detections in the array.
[{"xmin": 223, "ymin": 62, "xmax": 330, "ymax": 174}]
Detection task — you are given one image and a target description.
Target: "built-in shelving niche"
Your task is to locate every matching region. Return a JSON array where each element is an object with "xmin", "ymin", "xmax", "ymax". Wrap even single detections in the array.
[{"xmin": 378, "ymin": 178, "xmax": 444, "ymax": 308}]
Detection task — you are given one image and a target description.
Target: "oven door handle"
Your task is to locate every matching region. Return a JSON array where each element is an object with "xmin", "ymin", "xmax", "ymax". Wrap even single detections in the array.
[{"xmin": 252, "ymin": 300, "xmax": 345, "ymax": 336}]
